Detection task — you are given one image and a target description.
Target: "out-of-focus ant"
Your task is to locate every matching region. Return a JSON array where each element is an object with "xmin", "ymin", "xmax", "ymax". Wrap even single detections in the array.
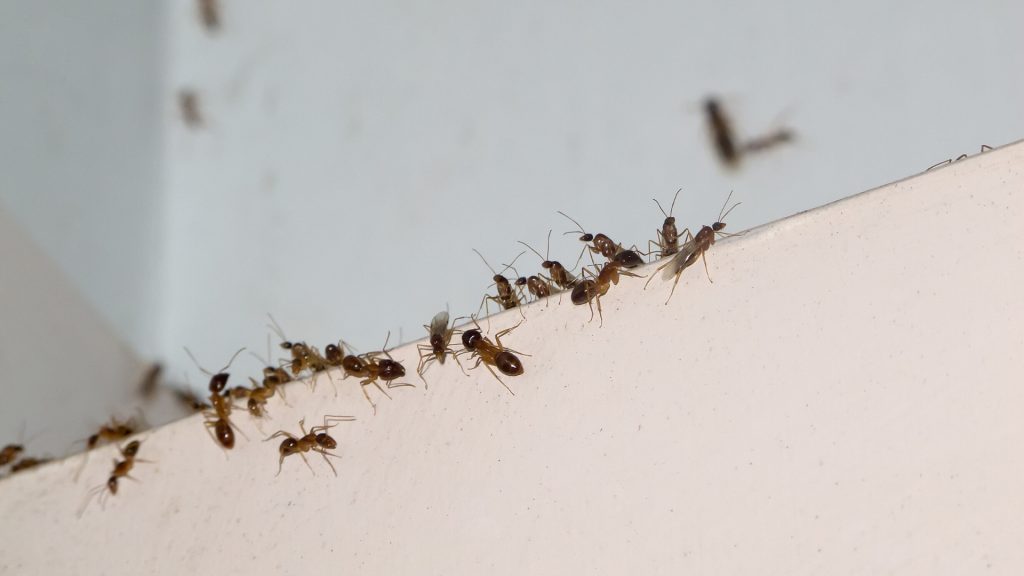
[
  {"xmin": 73, "ymin": 415, "xmax": 143, "ymax": 481},
  {"xmin": 178, "ymin": 90, "xmax": 203, "ymax": 128},
  {"xmin": 457, "ymin": 318, "xmax": 526, "ymax": 395},
  {"xmin": 645, "ymin": 192, "xmax": 740, "ymax": 303},
  {"xmin": 137, "ymin": 363, "xmax": 163, "ymax": 400},
  {"xmin": 704, "ymin": 96, "xmax": 794, "ymax": 167},
  {"xmin": 198, "ymin": 0, "xmax": 220, "ymax": 31},
  {"xmin": 78, "ymin": 440, "xmax": 149, "ymax": 517},
  {"xmin": 473, "ymin": 249, "xmax": 525, "ymax": 316},
  {"xmin": 416, "ymin": 310, "xmax": 467, "ymax": 386},
  {"xmin": 266, "ymin": 415, "xmax": 354, "ymax": 476},
  {"xmin": 10, "ymin": 456, "xmax": 51, "ymax": 474},
  {"xmin": 926, "ymin": 145, "xmax": 993, "ymax": 171}
]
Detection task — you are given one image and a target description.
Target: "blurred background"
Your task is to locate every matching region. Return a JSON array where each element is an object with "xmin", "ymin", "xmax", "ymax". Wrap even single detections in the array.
[{"xmin": 1, "ymin": 0, "xmax": 1022, "ymax": 456}]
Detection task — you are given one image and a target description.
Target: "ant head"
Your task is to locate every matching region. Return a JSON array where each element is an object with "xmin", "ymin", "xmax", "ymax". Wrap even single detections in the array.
[
  {"xmin": 704, "ymin": 97, "xmax": 722, "ymax": 115},
  {"xmin": 87, "ymin": 434, "xmax": 100, "ymax": 449},
  {"xmin": 379, "ymin": 359, "xmax": 406, "ymax": 379},
  {"xmin": 324, "ymin": 343, "xmax": 343, "ymax": 364},
  {"xmin": 315, "ymin": 433, "xmax": 337, "ymax": 450},
  {"xmin": 579, "ymin": 233, "xmax": 594, "ymax": 242},
  {"xmin": 107, "ymin": 477, "xmax": 119, "ymax": 494},
  {"xmin": 515, "ymin": 276, "xmax": 527, "ymax": 287},
  {"xmin": 664, "ymin": 216, "xmax": 676, "ymax": 226},
  {"xmin": 123, "ymin": 440, "xmax": 141, "ymax": 458},
  {"xmin": 209, "ymin": 373, "xmax": 229, "ymax": 393},
  {"xmin": 541, "ymin": 260, "xmax": 554, "ymax": 270},
  {"xmin": 461, "ymin": 329, "xmax": 482, "ymax": 350},
  {"xmin": 279, "ymin": 437, "xmax": 298, "ymax": 456},
  {"xmin": 713, "ymin": 222, "xmax": 727, "ymax": 232}
]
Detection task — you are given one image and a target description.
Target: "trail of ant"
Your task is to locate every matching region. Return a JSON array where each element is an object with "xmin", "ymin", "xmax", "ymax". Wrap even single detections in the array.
[
  {"xmin": 416, "ymin": 308, "xmax": 468, "ymax": 388},
  {"xmin": 340, "ymin": 332, "xmax": 414, "ymax": 415},
  {"xmin": 926, "ymin": 145, "xmax": 993, "ymax": 171},
  {"xmin": 644, "ymin": 191, "xmax": 741, "ymax": 303},
  {"xmin": 473, "ymin": 249, "xmax": 527, "ymax": 319},
  {"xmin": 455, "ymin": 316, "xmax": 528, "ymax": 395},
  {"xmin": 265, "ymin": 415, "xmax": 355, "ymax": 477},
  {"xmin": 77, "ymin": 439, "xmax": 151, "ymax": 518},
  {"xmin": 184, "ymin": 346, "xmax": 249, "ymax": 453}
]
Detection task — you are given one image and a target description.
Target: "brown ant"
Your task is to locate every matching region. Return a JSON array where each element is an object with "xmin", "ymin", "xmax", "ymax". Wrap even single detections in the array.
[
  {"xmin": 78, "ymin": 440, "xmax": 148, "ymax": 517},
  {"xmin": 178, "ymin": 90, "xmax": 203, "ymax": 128},
  {"xmin": 185, "ymin": 347, "xmax": 248, "ymax": 450},
  {"xmin": 198, "ymin": 0, "xmax": 220, "ymax": 31},
  {"xmin": 73, "ymin": 415, "xmax": 142, "ymax": 481},
  {"xmin": 9, "ymin": 456, "xmax": 51, "ymax": 474},
  {"xmin": 645, "ymin": 191, "xmax": 740, "ymax": 303},
  {"xmin": 416, "ymin": 310, "xmax": 467, "ymax": 386},
  {"xmin": 705, "ymin": 97, "xmax": 794, "ymax": 167},
  {"xmin": 267, "ymin": 314, "xmax": 330, "ymax": 378},
  {"xmin": 519, "ymin": 230, "xmax": 581, "ymax": 292},
  {"xmin": 570, "ymin": 258, "xmax": 645, "ymax": 327},
  {"xmin": 648, "ymin": 189, "xmax": 682, "ymax": 259},
  {"xmin": 926, "ymin": 145, "xmax": 993, "ymax": 171},
  {"xmin": 341, "ymin": 333, "xmax": 413, "ymax": 414},
  {"xmin": 0, "ymin": 443, "xmax": 23, "ymax": 467},
  {"xmin": 137, "ymin": 363, "xmax": 163, "ymax": 400},
  {"xmin": 456, "ymin": 318, "xmax": 526, "ymax": 395},
  {"xmin": 265, "ymin": 415, "xmax": 354, "ymax": 476},
  {"xmin": 558, "ymin": 212, "xmax": 644, "ymax": 270},
  {"xmin": 473, "ymin": 249, "xmax": 526, "ymax": 316}
]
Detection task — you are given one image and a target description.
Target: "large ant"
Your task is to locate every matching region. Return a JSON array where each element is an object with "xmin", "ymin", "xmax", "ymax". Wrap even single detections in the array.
[
  {"xmin": 78, "ymin": 440, "xmax": 148, "ymax": 516},
  {"xmin": 519, "ymin": 230, "xmax": 580, "ymax": 292},
  {"xmin": 570, "ymin": 259, "xmax": 644, "ymax": 327},
  {"xmin": 267, "ymin": 314, "xmax": 330, "ymax": 378},
  {"xmin": 649, "ymin": 189, "xmax": 682, "ymax": 259},
  {"xmin": 926, "ymin": 145, "xmax": 993, "ymax": 171},
  {"xmin": 185, "ymin": 347, "xmax": 247, "ymax": 450},
  {"xmin": 473, "ymin": 249, "xmax": 525, "ymax": 315},
  {"xmin": 416, "ymin": 310, "xmax": 467, "ymax": 386},
  {"xmin": 265, "ymin": 415, "xmax": 354, "ymax": 476},
  {"xmin": 457, "ymin": 318, "xmax": 526, "ymax": 395},
  {"xmin": 645, "ymin": 192, "xmax": 740, "ymax": 303},
  {"xmin": 340, "ymin": 333, "xmax": 413, "ymax": 414},
  {"xmin": 558, "ymin": 212, "xmax": 644, "ymax": 270}
]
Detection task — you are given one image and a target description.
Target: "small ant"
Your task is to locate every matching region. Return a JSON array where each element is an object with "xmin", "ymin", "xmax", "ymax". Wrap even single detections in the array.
[
  {"xmin": 138, "ymin": 363, "xmax": 163, "ymax": 400},
  {"xmin": 10, "ymin": 456, "xmax": 51, "ymax": 474},
  {"xmin": 645, "ymin": 191, "xmax": 740, "ymax": 303},
  {"xmin": 178, "ymin": 90, "xmax": 203, "ymax": 128},
  {"xmin": 341, "ymin": 333, "xmax": 413, "ymax": 414},
  {"xmin": 265, "ymin": 415, "xmax": 355, "ymax": 476},
  {"xmin": 570, "ymin": 259, "xmax": 645, "ymax": 327},
  {"xmin": 267, "ymin": 314, "xmax": 330, "ymax": 378},
  {"xmin": 416, "ymin": 310, "xmax": 467, "ymax": 386},
  {"xmin": 73, "ymin": 415, "xmax": 142, "ymax": 481},
  {"xmin": 78, "ymin": 440, "xmax": 148, "ymax": 517},
  {"xmin": 185, "ymin": 347, "xmax": 247, "ymax": 450},
  {"xmin": 519, "ymin": 230, "xmax": 581, "ymax": 292},
  {"xmin": 198, "ymin": 0, "xmax": 220, "ymax": 31},
  {"xmin": 457, "ymin": 318, "xmax": 526, "ymax": 395},
  {"xmin": 926, "ymin": 145, "xmax": 993, "ymax": 171},
  {"xmin": 473, "ymin": 249, "xmax": 525, "ymax": 316},
  {"xmin": 558, "ymin": 212, "xmax": 644, "ymax": 270},
  {"xmin": 649, "ymin": 189, "xmax": 682, "ymax": 259},
  {"xmin": 0, "ymin": 443, "xmax": 23, "ymax": 467}
]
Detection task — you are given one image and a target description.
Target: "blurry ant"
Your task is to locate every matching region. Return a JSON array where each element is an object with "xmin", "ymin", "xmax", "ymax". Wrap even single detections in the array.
[
  {"xmin": 267, "ymin": 314, "xmax": 330, "ymax": 378},
  {"xmin": 173, "ymin": 387, "xmax": 209, "ymax": 412},
  {"xmin": 185, "ymin": 347, "xmax": 247, "ymax": 450},
  {"xmin": 198, "ymin": 0, "xmax": 220, "ymax": 31},
  {"xmin": 73, "ymin": 415, "xmax": 142, "ymax": 481},
  {"xmin": 558, "ymin": 212, "xmax": 644, "ymax": 270},
  {"xmin": 0, "ymin": 443, "xmax": 23, "ymax": 468},
  {"xmin": 457, "ymin": 318, "xmax": 527, "ymax": 395},
  {"xmin": 265, "ymin": 415, "xmax": 355, "ymax": 476},
  {"xmin": 519, "ymin": 230, "xmax": 580, "ymax": 292},
  {"xmin": 570, "ymin": 258, "xmax": 645, "ymax": 327},
  {"xmin": 926, "ymin": 145, "xmax": 993, "ymax": 171},
  {"xmin": 78, "ymin": 440, "xmax": 149, "ymax": 517},
  {"xmin": 341, "ymin": 332, "xmax": 413, "ymax": 414},
  {"xmin": 645, "ymin": 191, "xmax": 741, "ymax": 303},
  {"xmin": 416, "ymin": 310, "xmax": 467, "ymax": 386},
  {"xmin": 705, "ymin": 97, "xmax": 794, "ymax": 167},
  {"xmin": 10, "ymin": 456, "xmax": 52, "ymax": 474},
  {"xmin": 648, "ymin": 189, "xmax": 682, "ymax": 259},
  {"xmin": 473, "ymin": 249, "xmax": 526, "ymax": 316},
  {"xmin": 178, "ymin": 90, "xmax": 203, "ymax": 128},
  {"xmin": 138, "ymin": 363, "xmax": 163, "ymax": 400}
]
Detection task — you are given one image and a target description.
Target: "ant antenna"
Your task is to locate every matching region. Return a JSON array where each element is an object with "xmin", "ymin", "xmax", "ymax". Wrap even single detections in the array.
[
  {"xmin": 183, "ymin": 347, "xmax": 246, "ymax": 376},
  {"xmin": 717, "ymin": 190, "xmax": 741, "ymax": 224},
  {"xmin": 654, "ymin": 188, "xmax": 682, "ymax": 219}
]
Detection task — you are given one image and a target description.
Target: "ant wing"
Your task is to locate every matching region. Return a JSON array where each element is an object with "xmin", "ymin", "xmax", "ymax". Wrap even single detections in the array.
[
  {"xmin": 663, "ymin": 238, "xmax": 701, "ymax": 280},
  {"xmin": 429, "ymin": 310, "xmax": 450, "ymax": 336}
]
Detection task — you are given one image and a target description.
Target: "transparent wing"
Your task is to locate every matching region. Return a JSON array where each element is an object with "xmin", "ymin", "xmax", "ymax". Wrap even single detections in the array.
[
  {"xmin": 429, "ymin": 310, "xmax": 450, "ymax": 336},
  {"xmin": 662, "ymin": 238, "xmax": 701, "ymax": 280}
]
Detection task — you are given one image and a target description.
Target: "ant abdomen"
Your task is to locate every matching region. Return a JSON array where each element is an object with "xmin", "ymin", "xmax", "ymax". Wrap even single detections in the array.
[
  {"xmin": 571, "ymin": 280, "xmax": 596, "ymax": 305},
  {"xmin": 495, "ymin": 351, "xmax": 523, "ymax": 376},
  {"xmin": 215, "ymin": 420, "xmax": 234, "ymax": 449},
  {"xmin": 612, "ymin": 249, "xmax": 644, "ymax": 269}
]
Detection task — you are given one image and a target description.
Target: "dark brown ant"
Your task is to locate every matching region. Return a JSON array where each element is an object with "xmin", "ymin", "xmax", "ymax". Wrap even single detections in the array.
[
  {"xmin": 185, "ymin": 347, "xmax": 247, "ymax": 450},
  {"xmin": 926, "ymin": 145, "xmax": 993, "ymax": 171},
  {"xmin": 648, "ymin": 189, "xmax": 682, "ymax": 259},
  {"xmin": 78, "ymin": 440, "xmax": 148, "ymax": 516},
  {"xmin": 645, "ymin": 192, "xmax": 740, "ymax": 303},
  {"xmin": 178, "ymin": 90, "xmax": 203, "ymax": 128},
  {"xmin": 265, "ymin": 415, "xmax": 354, "ymax": 476},
  {"xmin": 457, "ymin": 318, "xmax": 526, "ymax": 395},
  {"xmin": 473, "ymin": 249, "xmax": 525, "ymax": 316},
  {"xmin": 519, "ymin": 230, "xmax": 580, "ymax": 292},
  {"xmin": 0, "ymin": 444, "xmax": 23, "ymax": 467},
  {"xmin": 416, "ymin": 310, "xmax": 467, "ymax": 386},
  {"xmin": 198, "ymin": 0, "xmax": 220, "ymax": 31},
  {"xmin": 705, "ymin": 97, "xmax": 740, "ymax": 167},
  {"xmin": 267, "ymin": 314, "xmax": 330, "ymax": 378},
  {"xmin": 558, "ymin": 212, "xmax": 644, "ymax": 270},
  {"xmin": 341, "ymin": 333, "xmax": 413, "ymax": 414},
  {"xmin": 138, "ymin": 363, "xmax": 163, "ymax": 400},
  {"xmin": 570, "ymin": 258, "xmax": 644, "ymax": 327}
]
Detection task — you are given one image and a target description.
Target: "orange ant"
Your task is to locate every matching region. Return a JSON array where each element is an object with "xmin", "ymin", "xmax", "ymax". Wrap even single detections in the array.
[
  {"xmin": 416, "ymin": 310, "xmax": 467, "ymax": 386},
  {"xmin": 648, "ymin": 189, "xmax": 682, "ymax": 259},
  {"xmin": 519, "ymin": 230, "xmax": 580, "ymax": 292},
  {"xmin": 645, "ymin": 191, "xmax": 740, "ymax": 303},
  {"xmin": 185, "ymin": 347, "xmax": 247, "ymax": 450},
  {"xmin": 570, "ymin": 258, "xmax": 644, "ymax": 327},
  {"xmin": 926, "ymin": 145, "xmax": 993, "ymax": 171},
  {"xmin": 341, "ymin": 332, "xmax": 413, "ymax": 414},
  {"xmin": 267, "ymin": 314, "xmax": 330, "ymax": 378},
  {"xmin": 456, "ymin": 318, "xmax": 526, "ymax": 395},
  {"xmin": 558, "ymin": 212, "xmax": 645, "ymax": 270},
  {"xmin": 78, "ymin": 440, "xmax": 148, "ymax": 517},
  {"xmin": 473, "ymin": 249, "xmax": 526, "ymax": 316},
  {"xmin": 73, "ymin": 415, "xmax": 142, "ymax": 481},
  {"xmin": 265, "ymin": 415, "xmax": 355, "ymax": 476},
  {"xmin": 198, "ymin": 0, "xmax": 220, "ymax": 31}
]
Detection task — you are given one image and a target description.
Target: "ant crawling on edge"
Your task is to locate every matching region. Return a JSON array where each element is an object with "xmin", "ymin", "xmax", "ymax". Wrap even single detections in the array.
[
  {"xmin": 185, "ymin": 347, "xmax": 248, "ymax": 451},
  {"xmin": 456, "ymin": 317, "xmax": 527, "ymax": 395},
  {"xmin": 340, "ymin": 332, "xmax": 413, "ymax": 414},
  {"xmin": 416, "ymin": 309, "xmax": 467, "ymax": 387},
  {"xmin": 266, "ymin": 415, "xmax": 355, "ymax": 477},
  {"xmin": 78, "ymin": 439, "xmax": 150, "ymax": 517}
]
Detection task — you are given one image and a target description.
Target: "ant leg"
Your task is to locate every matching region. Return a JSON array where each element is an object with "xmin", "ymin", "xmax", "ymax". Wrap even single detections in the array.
[
  {"xmin": 482, "ymin": 363, "xmax": 515, "ymax": 395},
  {"xmin": 298, "ymin": 452, "xmax": 315, "ymax": 476},
  {"xmin": 450, "ymin": 348, "xmax": 469, "ymax": 376},
  {"xmin": 314, "ymin": 448, "xmax": 339, "ymax": 477},
  {"xmin": 596, "ymin": 293, "xmax": 605, "ymax": 328},
  {"xmin": 954, "ymin": 153, "xmax": 969, "ymax": 162},
  {"xmin": 665, "ymin": 268, "xmax": 686, "ymax": 305},
  {"xmin": 701, "ymin": 250, "xmax": 713, "ymax": 283},
  {"xmin": 264, "ymin": 430, "xmax": 297, "ymax": 442},
  {"xmin": 644, "ymin": 258, "xmax": 675, "ymax": 290},
  {"xmin": 493, "ymin": 320, "xmax": 525, "ymax": 348},
  {"xmin": 981, "ymin": 144, "xmax": 993, "ymax": 152},
  {"xmin": 926, "ymin": 159, "xmax": 952, "ymax": 171},
  {"xmin": 359, "ymin": 382, "xmax": 379, "ymax": 415},
  {"xmin": 275, "ymin": 453, "xmax": 287, "ymax": 477}
]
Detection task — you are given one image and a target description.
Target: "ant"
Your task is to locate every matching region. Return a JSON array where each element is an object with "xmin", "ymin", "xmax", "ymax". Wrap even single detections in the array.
[
  {"xmin": 10, "ymin": 456, "xmax": 51, "ymax": 474},
  {"xmin": 558, "ymin": 212, "xmax": 644, "ymax": 270},
  {"xmin": 648, "ymin": 189, "xmax": 682, "ymax": 259},
  {"xmin": 73, "ymin": 415, "xmax": 142, "ymax": 481},
  {"xmin": 265, "ymin": 415, "xmax": 355, "ymax": 476},
  {"xmin": 198, "ymin": 0, "xmax": 220, "ymax": 31},
  {"xmin": 185, "ymin": 347, "xmax": 247, "ymax": 450},
  {"xmin": 705, "ymin": 97, "xmax": 794, "ymax": 167},
  {"xmin": 570, "ymin": 258, "xmax": 645, "ymax": 327},
  {"xmin": 519, "ymin": 230, "xmax": 581, "ymax": 292},
  {"xmin": 178, "ymin": 90, "xmax": 203, "ymax": 128},
  {"xmin": 0, "ymin": 443, "xmax": 23, "ymax": 467},
  {"xmin": 341, "ymin": 332, "xmax": 413, "ymax": 414},
  {"xmin": 138, "ymin": 363, "xmax": 163, "ymax": 400},
  {"xmin": 645, "ymin": 191, "xmax": 741, "ymax": 303},
  {"xmin": 456, "ymin": 318, "xmax": 526, "ymax": 395},
  {"xmin": 473, "ymin": 249, "xmax": 526, "ymax": 316},
  {"xmin": 926, "ymin": 145, "xmax": 993, "ymax": 171},
  {"xmin": 267, "ymin": 314, "xmax": 330, "ymax": 378},
  {"xmin": 416, "ymin": 310, "xmax": 467, "ymax": 386},
  {"xmin": 78, "ymin": 440, "xmax": 148, "ymax": 517}
]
